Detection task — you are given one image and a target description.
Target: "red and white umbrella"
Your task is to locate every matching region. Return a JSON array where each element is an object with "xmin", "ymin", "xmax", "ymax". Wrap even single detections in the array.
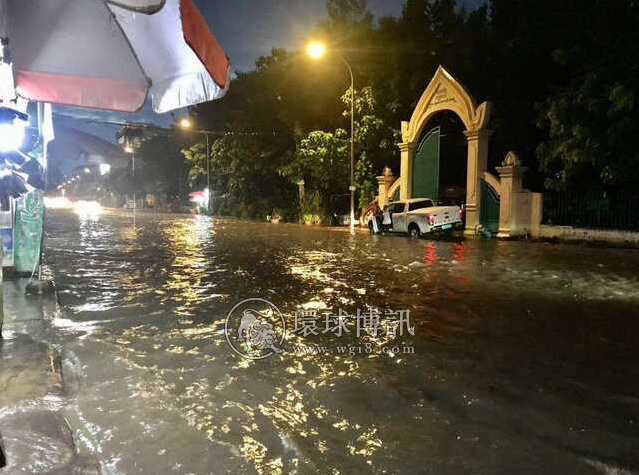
[{"xmin": 1, "ymin": 0, "xmax": 230, "ymax": 113}]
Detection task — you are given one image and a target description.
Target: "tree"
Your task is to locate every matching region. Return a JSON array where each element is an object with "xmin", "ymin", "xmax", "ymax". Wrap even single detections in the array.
[
  {"xmin": 326, "ymin": 0, "xmax": 372, "ymax": 26},
  {"xmin": 341, "ymin": 86, "xmax": 397, "ymax": 206},
  {"xmin": 281, "ymin": 129, "xmax": 350, "ymax": 214},
  {"xmin": 181, "ymin": 141, "xmax": 208, "ymax": 187},
  {"xmin": 183, "ymin": 133, "xmax": 297, "ymax": 219},
  {"xmin": 535, "ymin": 0, "xmax": 639, "ymax": 190},
  {"xmin": 281, "ymin": 85, "xmax": 396, "ymax": 214},
  {"xmin": 136, "ymin": 130, "xmax": 190, "ymax": 198}
]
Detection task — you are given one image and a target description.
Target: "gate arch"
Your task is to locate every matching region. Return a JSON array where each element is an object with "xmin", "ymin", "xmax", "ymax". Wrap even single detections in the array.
[{"xmin": 397, "ymin": 66, "xmax": 492, "ymax": 235}]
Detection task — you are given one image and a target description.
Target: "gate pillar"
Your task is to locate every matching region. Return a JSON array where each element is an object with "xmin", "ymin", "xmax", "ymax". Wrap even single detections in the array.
[
  {"xmin": 496, "ymin": 152, "xmax": 530, "ymax": 238},
  {"xmin": 376, "ymin": 168, "xmax": 396, "ymax": 208},
  {"xmin": 463, "ymin": 129, "xmax": 492, "ymax": 234},
  {"xmin": 398, "ymin": 139, "xmax": 417, "ymax": 201}
]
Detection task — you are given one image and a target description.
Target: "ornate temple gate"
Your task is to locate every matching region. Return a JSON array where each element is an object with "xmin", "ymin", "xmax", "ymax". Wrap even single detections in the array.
[
  {"xmin": 376, "ymin": 67, "xmax": 542, "ymax": 238},
  {"xmin": 397, "ymin": 66, "xmax": 492, "ymax": 234}
]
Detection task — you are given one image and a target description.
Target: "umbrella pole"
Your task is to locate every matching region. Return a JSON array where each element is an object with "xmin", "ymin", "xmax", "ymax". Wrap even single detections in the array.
[
  {"xmin": 37, "ymin": 103, "xmax": 45, "ymax": 281},
  {"xmin": 132, "ymin": 149, "xmax": 136, "ymax": 228}
]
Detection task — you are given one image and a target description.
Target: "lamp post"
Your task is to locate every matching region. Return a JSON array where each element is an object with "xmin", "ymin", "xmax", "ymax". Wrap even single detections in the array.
[
  {"xmin": 306, "ymin": 41, "xmax": 356, "ymax": 230},
  {"xmin": 123, "ymin": 144, "xmax": 136, "ymax": 209},
  {"xmin": 118, "ymin": 124, "xmax": 145, "ymax": 210},
  {"xmin": 179, "ymin": 118, "xmax": 213, "ymax": 215}
]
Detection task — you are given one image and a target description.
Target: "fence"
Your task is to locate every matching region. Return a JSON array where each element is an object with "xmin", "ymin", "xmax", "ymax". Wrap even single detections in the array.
[{"xmin": 543, "ymin": 191, "xmax": 639, "ymax": 230}]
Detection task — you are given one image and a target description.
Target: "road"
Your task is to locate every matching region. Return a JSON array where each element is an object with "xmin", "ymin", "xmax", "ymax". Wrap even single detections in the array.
[{"xmin": 41, "ymin": 209, "xmax": 639, "ymax": 475}]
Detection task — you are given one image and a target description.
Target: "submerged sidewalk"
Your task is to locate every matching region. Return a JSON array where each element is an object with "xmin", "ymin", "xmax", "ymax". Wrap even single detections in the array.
[{"xmin": 0, "ymin": 278, "xmax": 99, "ymax": 475}]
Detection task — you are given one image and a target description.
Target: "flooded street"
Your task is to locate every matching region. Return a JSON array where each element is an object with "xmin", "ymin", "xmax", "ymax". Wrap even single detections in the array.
[{"xmin": 42, "ymin": 209, "xmax": 639, "ymax": 475}]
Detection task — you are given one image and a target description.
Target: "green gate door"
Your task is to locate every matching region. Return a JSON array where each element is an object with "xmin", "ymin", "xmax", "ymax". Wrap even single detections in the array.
[
  {"xmin": 412, "ymin": 127, "xmax": 440, "ymax": 199},
  {"xmin": 480, "ymin": 180, "xmax": 500, "ymax": 234}
]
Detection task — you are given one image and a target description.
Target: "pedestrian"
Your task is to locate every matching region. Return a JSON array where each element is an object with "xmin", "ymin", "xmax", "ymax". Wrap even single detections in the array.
[{"xmin": 371, "ymin": 202, "xmax": 382, "ymax": 234}]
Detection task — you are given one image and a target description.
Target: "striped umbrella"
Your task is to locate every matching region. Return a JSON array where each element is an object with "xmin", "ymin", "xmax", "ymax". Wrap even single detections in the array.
[{"xmin": 1, "ymin": 0, "xmax": 230, "ymax": 113}]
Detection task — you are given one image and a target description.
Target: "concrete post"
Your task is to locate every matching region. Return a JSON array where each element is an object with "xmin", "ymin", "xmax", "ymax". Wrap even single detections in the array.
[
  {"xmin": 530, "ymin": 192, "xmax": 544, "ymax": 236},
  {"xmin": 463, "ymin": 129, "xmax": 492, "ymax": 234},
  {"xmin": 496, "ymin": 152, "xmax": 529, "ymax": 237},
  {"xmin": 376, "ymin": 170, "xmax": 396, "ymax": 208}
]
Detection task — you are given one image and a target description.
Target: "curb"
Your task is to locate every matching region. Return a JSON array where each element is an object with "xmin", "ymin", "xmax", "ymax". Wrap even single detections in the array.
[{"xmin": 0, "ymin": 278, "xmax": 100, "ymax": 474}]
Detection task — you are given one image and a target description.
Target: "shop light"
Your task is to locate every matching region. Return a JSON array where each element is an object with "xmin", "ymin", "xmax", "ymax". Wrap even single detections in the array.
[{"xmin": 0, "ymin": 107, "xmax": 29, "ymax": 153}]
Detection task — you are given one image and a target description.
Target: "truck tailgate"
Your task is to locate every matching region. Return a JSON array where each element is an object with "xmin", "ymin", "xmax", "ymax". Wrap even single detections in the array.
[{"xmin": 428, "ymin": 207, "xmax": 462, "ymax": 226}]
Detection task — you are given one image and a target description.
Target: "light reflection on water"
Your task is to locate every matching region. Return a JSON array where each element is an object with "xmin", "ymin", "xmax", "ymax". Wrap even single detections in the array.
[{"xmin": 43, "ymin": 210, "xmax": 639, "ymax": 475}]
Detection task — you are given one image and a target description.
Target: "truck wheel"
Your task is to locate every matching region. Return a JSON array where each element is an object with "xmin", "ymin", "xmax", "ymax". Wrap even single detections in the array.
[{"xmin": 408, "ymin": 224, "xmax": 421, "ymax": 239}]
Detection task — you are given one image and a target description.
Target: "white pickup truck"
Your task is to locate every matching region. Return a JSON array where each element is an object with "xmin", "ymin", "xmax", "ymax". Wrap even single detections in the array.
[{"xmin": 369, "ymin": 198, "xmax": 463, "ymax": 238}]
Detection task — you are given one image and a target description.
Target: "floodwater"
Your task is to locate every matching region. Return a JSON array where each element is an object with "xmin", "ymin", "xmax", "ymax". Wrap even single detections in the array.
[{"xmin": 41, "ymin": 209, "xmax": 639, "ymax": 475}]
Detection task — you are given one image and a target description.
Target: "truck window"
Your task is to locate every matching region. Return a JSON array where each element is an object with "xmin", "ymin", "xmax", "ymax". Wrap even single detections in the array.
[
  {"xmin": 408, "ymin": 200, "xmax": 433, "ymax": 211},
  {"xmin": 388, "ymin": 203, "xmax": 404, "ymax": 213}
]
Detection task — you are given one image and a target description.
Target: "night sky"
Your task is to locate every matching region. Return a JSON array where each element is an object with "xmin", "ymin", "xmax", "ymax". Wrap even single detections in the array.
[
  {"xmin": 197, "ymin": 0, "xmax": 483, "ymax": 72},
  {"xmin": 196, "ymin": 0, "xmax": 406, "ymax": 72}
]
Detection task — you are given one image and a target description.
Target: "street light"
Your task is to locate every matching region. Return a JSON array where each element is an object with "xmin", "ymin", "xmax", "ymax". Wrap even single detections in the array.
[
  {"xmin": 122, "ymin": 142, "xmax": 138, "ymax": 210},
  {"xmin": 306, "ymin": 41, "xmax": 326, "ymax": 60},
  {"xmin": 179, "ymin": 118, "xmax": 213, "ymax": 215},
  {"xmin": 306, "ymin": 41, "xmax": 356, "ymax": 230}
]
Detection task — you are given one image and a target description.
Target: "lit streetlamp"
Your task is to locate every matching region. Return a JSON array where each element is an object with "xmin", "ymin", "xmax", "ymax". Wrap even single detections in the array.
[
  {"xmin": 306, "ymin": 41, "xmax": 356, "ymax": 230},
  {"xmin": 123, "ymin": 143, "xmax": 137, "ymax": 210},
  {"xmin": 179, "ymin": 118, "xmax": 215, "ymax": 215}
]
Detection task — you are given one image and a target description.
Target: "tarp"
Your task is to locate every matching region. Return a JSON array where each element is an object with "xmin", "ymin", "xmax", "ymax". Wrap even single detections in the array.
[
  {"xmin": 110, "ymin": 0, "xmax": 229, "ymax": 113},
  {"xmin": 8, "ymin": 0, "xmax": 149, "ymax": 112},
  {"xmin": 5, "ymin": 0, "xmax": 229, "ymax": 113}
]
